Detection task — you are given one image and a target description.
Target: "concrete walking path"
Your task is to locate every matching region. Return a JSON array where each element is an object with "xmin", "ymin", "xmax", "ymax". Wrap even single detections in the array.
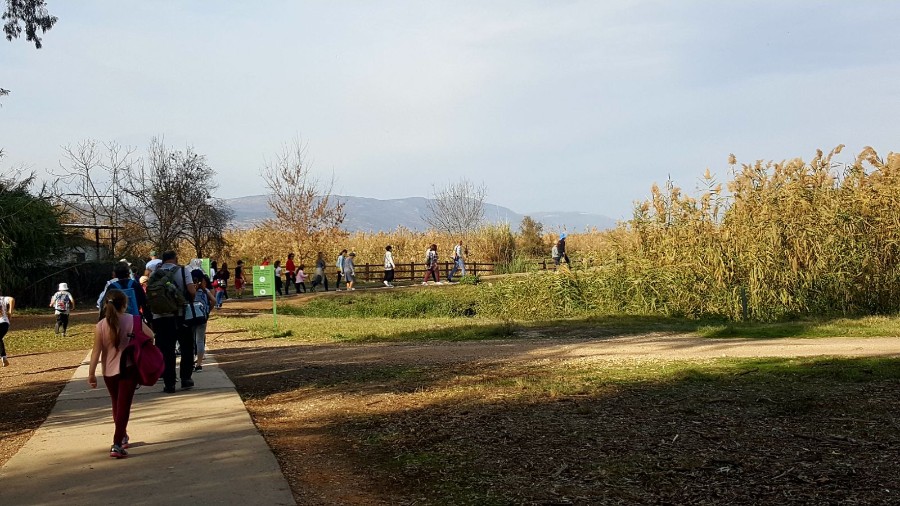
[{"xmin": 0, "ymin": 353, "xmax": 295, "ymax": 505}]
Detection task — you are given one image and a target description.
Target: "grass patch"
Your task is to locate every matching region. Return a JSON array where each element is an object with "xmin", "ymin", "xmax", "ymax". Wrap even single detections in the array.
[
  {"xmin": 210, "ymin": 313, "xmax": 514, "ymax": 344},
  {"xmin": 697, "ymin": 315, "xmax": 900, "ymax": 339},
  {"xmin": 280, "ymin": 286, "xmax": 480, "ymax": 318},
  {"xmin": 4, "ymin": 318, "xmax": 95, "ymax": 355}
]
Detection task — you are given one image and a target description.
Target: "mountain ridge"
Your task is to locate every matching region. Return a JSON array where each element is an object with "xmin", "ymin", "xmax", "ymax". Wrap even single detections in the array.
[{"xmin": 225, "ymin": 194, "xmax": 617, "ymax": 233}]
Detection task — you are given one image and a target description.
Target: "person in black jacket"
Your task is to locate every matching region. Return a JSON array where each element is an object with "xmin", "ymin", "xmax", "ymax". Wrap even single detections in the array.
[{"xmin": 557, "ymin": 234, "xmax": 571, "ymax": 267}]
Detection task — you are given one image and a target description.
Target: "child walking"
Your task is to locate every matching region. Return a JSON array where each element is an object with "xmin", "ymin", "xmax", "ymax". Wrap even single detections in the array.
[
  {"xmin": 274, "ymin": 260, "xmax": 284, "ymax": 295},
  {"xmin": 191, "ymin": 270, "xmax": 215, "ymax": 372},
  {"xmin": 88, "ymin": 289, "xmax": 154, "ymax": 458},
  {"xmin": 0, "ymin": 288, "xmax": 14, "ymax": 367},
  {"xmin": 49, "ymin": 282, "xmax": 75, "ymax": 336},
  {"xmin": 295, "ymin": 265, "xmax": 308, "ymax": 293}
]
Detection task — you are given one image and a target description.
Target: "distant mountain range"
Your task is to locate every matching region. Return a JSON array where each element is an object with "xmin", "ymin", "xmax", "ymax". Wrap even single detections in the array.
[{"xmin": 224, "ymin": 195, "xmax": 617, "ymax": 233}]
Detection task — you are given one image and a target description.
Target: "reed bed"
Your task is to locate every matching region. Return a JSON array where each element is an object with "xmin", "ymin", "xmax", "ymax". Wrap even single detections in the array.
[{"xmin": 480, "ymin": 146, "xmax": 900, "ymax": 321}]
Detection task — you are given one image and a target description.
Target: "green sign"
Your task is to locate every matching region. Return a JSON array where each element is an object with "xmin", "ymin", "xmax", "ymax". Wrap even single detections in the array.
[
  {"xmin": 253, "ymin": 265, "xmax": 275, "ymax": 296},
  {"xmin": 201, "ymin": 258, "xmax": 211, "ymax": 277}
]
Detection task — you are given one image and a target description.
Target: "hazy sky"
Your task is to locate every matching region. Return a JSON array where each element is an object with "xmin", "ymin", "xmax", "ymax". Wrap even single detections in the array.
[{"xmin": 2, "ymin": 1, "xmax": 899, "ymax": 219}]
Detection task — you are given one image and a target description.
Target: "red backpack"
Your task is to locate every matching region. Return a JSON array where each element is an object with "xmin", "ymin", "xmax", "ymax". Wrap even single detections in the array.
[{"xmin": 121, "ymin": 315, "xmax": 165, "ymax": 386}]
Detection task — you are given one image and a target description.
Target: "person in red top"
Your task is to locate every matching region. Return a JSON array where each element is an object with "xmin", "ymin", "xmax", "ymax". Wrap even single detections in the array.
[
  {"xmin": 261, "ymin": 257, "xmax": 271, "ymax": 266},
  {"xmin": 285, "ymin": 253, "xmax": 296, "ymax": 295}
]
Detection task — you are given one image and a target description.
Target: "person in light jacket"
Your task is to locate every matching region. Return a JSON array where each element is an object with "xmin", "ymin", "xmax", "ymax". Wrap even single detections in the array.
[{"xmin": 383, "ymin": 245, "xmax": 396, "ymax": 287}]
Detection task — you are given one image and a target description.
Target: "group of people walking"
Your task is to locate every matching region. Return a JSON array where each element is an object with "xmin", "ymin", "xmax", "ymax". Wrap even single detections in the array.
[
  {"xmin": 262, "ymin": 241, "xmax": 469, "ymax": 294},
  {"xmin": 84, "ymin": 250, "xmax": 216, "ymax": 458}
]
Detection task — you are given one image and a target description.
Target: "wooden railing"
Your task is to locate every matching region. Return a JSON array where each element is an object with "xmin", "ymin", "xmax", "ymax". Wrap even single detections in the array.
[{"xmin": 347, "ymin": 261, "xmax": 495, "ymax": 282}]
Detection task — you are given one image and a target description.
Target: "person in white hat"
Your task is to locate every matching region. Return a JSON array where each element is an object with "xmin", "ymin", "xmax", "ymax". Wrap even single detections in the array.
[{"xmin": 49, "ymin": 282, "xmax": 76, "ymax": 336}]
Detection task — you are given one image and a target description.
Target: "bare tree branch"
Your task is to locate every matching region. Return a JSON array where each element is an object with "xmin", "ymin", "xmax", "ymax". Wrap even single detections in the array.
[
  {"xmin": 424, "ymin": 178, "xmax": 486, "ymax": 235},
  {"xmin": 262, "ymin": 139, "xmax": 346, "ymax": 262}
]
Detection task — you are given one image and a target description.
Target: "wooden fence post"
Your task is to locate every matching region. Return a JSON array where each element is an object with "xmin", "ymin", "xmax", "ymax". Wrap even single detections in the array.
[{"xmin": 410, "ymin": 262, "xmax": 415, "ymax": 281}]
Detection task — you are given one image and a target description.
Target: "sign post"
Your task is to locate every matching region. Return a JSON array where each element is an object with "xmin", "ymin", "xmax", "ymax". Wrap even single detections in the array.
[{"xmin": 252, "ymin": 265, "xmax": 277, "ymax": 331}]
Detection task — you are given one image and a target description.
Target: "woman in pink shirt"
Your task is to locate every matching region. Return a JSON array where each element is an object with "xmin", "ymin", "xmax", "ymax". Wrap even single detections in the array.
[{"xmin": 88, "ymin": 289, "xmax": 154, "ymax": 458}]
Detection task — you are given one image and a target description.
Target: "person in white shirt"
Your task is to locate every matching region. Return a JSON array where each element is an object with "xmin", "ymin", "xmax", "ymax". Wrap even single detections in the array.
[
  {"xmin": 447, "ymin": 240, "xmax": 466, "ymax": 282},
  {"xmin": 0, "ymin": 289, "xmax": 15, "ymax": 367},
  {"xmin": 383, "ymin": 245, "xmax": 396, "ymax": 287},
  {"xmin": 144, "ymin": 250, "xmax": 162, "ymax": 276},
  {"xmin": 49, "ymin": 282, "xmax": 76, "ymax": 336}
]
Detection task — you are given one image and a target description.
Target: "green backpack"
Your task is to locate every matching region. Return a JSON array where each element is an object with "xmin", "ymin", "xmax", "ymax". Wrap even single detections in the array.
[{"xmin": 146, "ymin": 266, "xmax": 188, "ymax": 315}]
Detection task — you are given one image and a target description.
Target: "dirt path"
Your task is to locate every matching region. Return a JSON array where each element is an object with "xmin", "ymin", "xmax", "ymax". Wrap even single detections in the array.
[{"xmin": 208, "ymin": 329, "xmax": 900, "ymax": 366}]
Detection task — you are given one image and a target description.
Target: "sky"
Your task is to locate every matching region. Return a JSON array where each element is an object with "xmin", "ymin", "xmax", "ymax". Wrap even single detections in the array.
[{"xmin": 2, "ymin": 1, "xmax": 899, "ymax": 220}]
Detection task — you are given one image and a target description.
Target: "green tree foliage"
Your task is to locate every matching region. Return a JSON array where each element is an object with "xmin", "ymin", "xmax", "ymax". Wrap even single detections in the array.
[
  {"xmin": 517, "ymin": 215, "xmax": 545, "ymax": 257},
  {"xmin": 3, "ymin": 0, "xmax": 57, "ymax": 48},
  {"xmin": 0, "ymin": 162, "xmax": 67, "ymax": 292}
]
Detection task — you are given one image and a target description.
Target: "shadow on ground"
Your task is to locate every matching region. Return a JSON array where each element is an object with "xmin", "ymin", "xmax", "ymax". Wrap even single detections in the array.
[{"xmin": 214, "ymin": 340, "xmax": 900, "ymax": 505}]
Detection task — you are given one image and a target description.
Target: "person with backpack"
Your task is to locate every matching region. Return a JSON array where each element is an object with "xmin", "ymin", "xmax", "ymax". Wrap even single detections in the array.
[
  {"xmin": 190, "ymin": 269, "xmax": 214, "ymax": 372},
  {"xmin": 423, "ymin": 244, "xmax": 441, "ymax": 285},
  {"xmin": 146, "ymin": 250, "xmax": 197, "ymax": 394},
  {"xmin": 97, "ymin": 262, "xmax": 149, "ymax": 321},
  {"xmin": 335, "ymin": 249, "xmax": 347, "ymax": 290},
  {"xmin": 49, "ymin": 282, "xmax": 75, "ymax": 336},
  {"xmin": 88, "ymin": 289, "xmax": 155, "ymax": 458},
  {"xmin": 214, "ymin": 263, "xmax": 230, "ymax": 302},
  {"xmin": 0, "ymin": 287, "xmax": 14, "ymax": 367}
]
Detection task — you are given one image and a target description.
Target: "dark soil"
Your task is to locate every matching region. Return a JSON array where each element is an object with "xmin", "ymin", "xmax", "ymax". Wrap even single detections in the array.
[{"xmin": 211, "ymin": 336, "xmax": 900, "ymax": 505}]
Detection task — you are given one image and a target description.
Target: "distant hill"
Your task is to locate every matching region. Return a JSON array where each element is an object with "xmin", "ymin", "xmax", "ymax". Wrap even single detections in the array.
[{"xmin": 224, "ymin": 195, "xmax": 616, "ymax": 233}]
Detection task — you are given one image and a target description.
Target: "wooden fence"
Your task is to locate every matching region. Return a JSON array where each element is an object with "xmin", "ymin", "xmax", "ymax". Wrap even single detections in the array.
[
  {"xmin": 346, "ymin": 261, "xmax": 495, "ymax": 282},
  {"xmin": 245, "ymin": 259, "xmax": 570, "ymax": 290}
]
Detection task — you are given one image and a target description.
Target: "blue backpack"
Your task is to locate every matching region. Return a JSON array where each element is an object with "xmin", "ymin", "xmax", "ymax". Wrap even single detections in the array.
[{"xmin": 111, "ymin": 279, "xmax": 140, "ymax": 316}]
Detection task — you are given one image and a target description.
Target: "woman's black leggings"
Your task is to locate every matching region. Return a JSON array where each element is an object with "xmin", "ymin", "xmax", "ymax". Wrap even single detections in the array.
[{"xmin": 0, "ymin": 322, "xmax": 9, "ymax": 357}]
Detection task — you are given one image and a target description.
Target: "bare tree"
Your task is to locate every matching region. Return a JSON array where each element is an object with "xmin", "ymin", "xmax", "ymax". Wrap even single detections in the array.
[
  {"xmin": 262, "ymin": 139, "xmax": 345, "ymax": 262},
  {"xmin": 425, "ymin": 178, "xmax": 486, "ymax": 235},
  {"xmin": 55, "ymin": 140, "xmax": 134, "ymax": 256},
  {"xmin": 183, "ymin": 197, "xmax": 234, "ymax": 258},
  {"xmin": 124, "ymin": 138, "xmax": 212, "ymax": 252}
]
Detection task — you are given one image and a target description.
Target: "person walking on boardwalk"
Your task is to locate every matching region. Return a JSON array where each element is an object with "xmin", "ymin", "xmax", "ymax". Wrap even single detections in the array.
[
  {"xmin": 88, "ymin": 289, "xmax": 155, "ymax": 458},
  {"xmin": 234, "ymin": 259, "xmax": 246, "ymax": 298},
  {"xmin": 49, "ymin": 282, "xmax": 75, "ymax": 336},
  {"xmin": 285, "ymin": 253, "xmax": 297, "ymax": 295},
  {"xmin": 335, "ymin": 249, "xmax": 347, "ymax": 290},
  {"xmin": 344, "ymin": 252, "xmax": 357, "ymax": 291},
  {"xmin": 383, "ymin": 245, "xmax": 396, "ymax": 287},
  {"xmin": 423, "ymin": 244, "xmax": 441, "ymax": 284},
  {"xmin": 274, "ymin": 260, "xmax": 284, "ymax": 295},
  {"xmin": 447, "ymin": 240, "xmax": 466, "ymax": 282},
  {"xmin": 295, "ymin": 265, "xmax": 308, "ymax": 293},
  {"xmin": 0, "ymin": 288, "xmax": 14, "ymax": 367},
  {"xmin": 311, "ymin": 252, "xmax": 329, "ymax": 292},
  {"xmin": 557, "ymin": 233, "xmax": 571, "ymax": 268}
]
